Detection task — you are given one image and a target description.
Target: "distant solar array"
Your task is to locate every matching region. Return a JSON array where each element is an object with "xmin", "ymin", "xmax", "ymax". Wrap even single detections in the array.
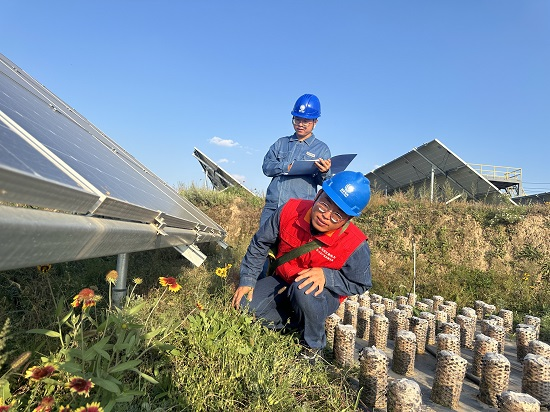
[
  {"xmin": 366, "ymin": 139, "xmax": 515, "ymax": 204},
  {"xmin": 193, "ymin": 147, "xmax": 257, "ymax": 196},
  {"xmin": 513, "ymin": 192, "xmax": 550, "ymax": 205},
  {"xmin": 0, "ymin": 53, "xmax": 226, "ymax": 271}
]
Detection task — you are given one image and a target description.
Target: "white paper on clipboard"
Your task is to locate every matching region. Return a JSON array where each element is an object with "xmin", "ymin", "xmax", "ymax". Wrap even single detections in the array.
[{"xmin": 285, "ymin": 153, "xmax": 357, "ymax": 175}]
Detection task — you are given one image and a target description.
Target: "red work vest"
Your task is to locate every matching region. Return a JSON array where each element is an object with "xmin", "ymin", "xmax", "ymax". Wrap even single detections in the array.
[{"xmin": 275, "ymin": 199, "xmax": 367, "ymax": 301}]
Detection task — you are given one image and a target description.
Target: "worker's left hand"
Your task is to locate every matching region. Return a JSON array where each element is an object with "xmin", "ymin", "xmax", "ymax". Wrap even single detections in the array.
[
  {"xmin": 314, "ymin": 158, "xmax": 331, "ymax": 173},
  {"xmin": 295, "ymin": 267, "xmax": 326, "ymax": 296}
]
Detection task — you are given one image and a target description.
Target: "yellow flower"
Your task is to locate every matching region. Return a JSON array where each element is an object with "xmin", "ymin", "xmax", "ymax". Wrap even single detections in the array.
[
  {"xmin": 67, "ymin": 377, "xmax": 94, "ymax": 397},
  {"xmin": 37, "ymin": 264, "xmax": 52, "ymax": 273},
  {"xmin": 196, "ymin": 301, "xmax": 204, "ymax": 310},
  {"xmin": 25, "ymin": 364, "xmax": 57, "ymax": 382},
  {"xmin": 159, "ymin": 277, "xmax": 182, "ymax": 292},
  {"xmin": 105, "ymin": 270, "xmax": 118, "ymax": 285},
  {"xmin": 74, "ymin": 402, "xmax": 103, "ymax": 412},
  {"xmin": 133, "ymin": 277, "xmax": 143, "ymax": 285},
  {"xmin": 33, "ymin": 396, "xmax": 54, "ymax": 412},
  {"xmin": 215, "ymin": 263, "xmax": 232, "ymax": 278}
]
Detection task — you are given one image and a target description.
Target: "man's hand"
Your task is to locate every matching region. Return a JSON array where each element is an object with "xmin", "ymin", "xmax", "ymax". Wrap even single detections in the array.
[
  {"xmin": 295, "ymin": 267, "xmax": 326, "ymax": 296},
  {"xmin": 314, "ymin": 158, "xmax": 331, "ymax": 173},
  {"xmin": 232, "ymin": 286, "xmax": 254, "ymax": 309}
]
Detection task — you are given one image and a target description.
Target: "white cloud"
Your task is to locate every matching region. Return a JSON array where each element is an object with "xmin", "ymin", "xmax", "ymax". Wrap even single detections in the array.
[
  {"xmin": 209, "ymin": 136, "xmax": 239, "ymax": 147},
  {"xmin": 218, "ymin": 158, "xmax": 229, "ymax": 164},
  {"xmin": 232, "ymin": 174, "xmax": 246, "ymax": 183}
]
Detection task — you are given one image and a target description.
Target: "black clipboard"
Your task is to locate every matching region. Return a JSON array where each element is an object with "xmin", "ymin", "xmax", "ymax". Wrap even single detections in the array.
[{"xmin": 285, "ymin": 154, "xmax": 357, "ymax": 175}]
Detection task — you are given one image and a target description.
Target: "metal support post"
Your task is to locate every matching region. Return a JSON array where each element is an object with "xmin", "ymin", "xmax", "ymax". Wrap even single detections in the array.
[
  {"xmin": 430, "ymin": 166, "xmax": 435, "ymax": 202},
  {"xmin": 113, "ymin": 253, "xmax": 129, "ymax": 308},
  {"xmin": 412, "ymin": 237, "xmax": 416, "ymax": 296}
]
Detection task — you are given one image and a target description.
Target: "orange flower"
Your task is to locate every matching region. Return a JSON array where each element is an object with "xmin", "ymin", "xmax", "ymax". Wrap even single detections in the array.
[
  {"xmin": 74, "ymin": 403, "xmax": 103, "ymax": 412},
  {"xmin": 105, "ymin": 270, "xmax": 118, "ymax": 285},
  {"xmin": 196, "ymin": 301, "xmax": 204, "ymax": 310},
  {"xmin": 33, "ymin": 396, "xmax": 54, "ymax": 412},
  {"xmin": 159, "ymin": 277, "xmax": 182, "ymax": 292},
  {"xmin": 59, "ymin": 406, "xmax": 72, "ymax": 412},
  {"xmin": 72, "ymin": 288, "xmax": 102, "ymax": 309},
  {"xmin": 25, "ymin": 364, "xmax": 57, "ymax": 381},
  {"xmin": 67, "ymin": 377, "xmax": 94, "ymax": 397}
]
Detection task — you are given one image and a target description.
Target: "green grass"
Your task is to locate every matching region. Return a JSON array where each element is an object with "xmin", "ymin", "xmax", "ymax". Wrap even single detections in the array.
[{"xmin": 1, "ymin": 188, "xmax": 549, "ymax": 410}]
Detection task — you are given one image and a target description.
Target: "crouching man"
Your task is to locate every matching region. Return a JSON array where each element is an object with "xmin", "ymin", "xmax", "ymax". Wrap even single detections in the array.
[{"xmin": 231, "ymin": 171, "xmax": 372, "ymax": 360}]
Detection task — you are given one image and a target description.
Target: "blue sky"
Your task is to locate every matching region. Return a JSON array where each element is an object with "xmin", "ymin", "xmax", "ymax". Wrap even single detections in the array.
[{"xmin": 3, "ymin": 1, "xmax": 549, "ymax": 195}]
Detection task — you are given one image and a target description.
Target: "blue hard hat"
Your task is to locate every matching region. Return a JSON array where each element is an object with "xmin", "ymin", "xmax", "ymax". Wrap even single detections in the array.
[
  {"xmin": 291, "ymin": 94, "xmax": 321, "ymax": 119},
  {"xmin": 322, "ymin": 171, "xmax": 371, "ymax": 217}
]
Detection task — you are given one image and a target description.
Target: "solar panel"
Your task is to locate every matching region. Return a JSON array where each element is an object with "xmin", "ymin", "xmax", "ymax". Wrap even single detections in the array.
[
  {"xmin": 513, "ymin": 192, "xmax": 550, "ymax": 205},
  {"xmin": 193, "ymin": 147, "xmax": 257, "ymax": 196},
  {"xmin": 366, "ymin": 139, "xmax": 514, "ymax": 204},
  {"xmin": 0, "ymin": 53, "xmax": 226, "ymax": 271}
]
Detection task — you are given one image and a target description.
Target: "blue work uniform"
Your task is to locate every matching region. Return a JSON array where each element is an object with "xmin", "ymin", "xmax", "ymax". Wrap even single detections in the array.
[{"xmin": 260, "ymin": 133, "xmax": 331, "ymax": 226}]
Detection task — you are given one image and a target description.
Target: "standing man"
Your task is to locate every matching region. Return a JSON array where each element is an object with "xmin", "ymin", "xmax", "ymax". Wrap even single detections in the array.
[
  {"xmin": 232, "ymin": 171, "xmax": 372, "ymax": 361},
  {"xmin": 259, "ymin": 94, "xmax": 332, "ymax": 226}
]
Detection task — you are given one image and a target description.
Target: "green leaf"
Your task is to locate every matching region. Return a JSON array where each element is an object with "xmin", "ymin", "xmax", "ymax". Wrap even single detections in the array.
[
  {"xmin": 59, "ymin": 361, "xmax": 82, "ymax": 374},
  {"xmin": 93, "ymin": 348, "xmax": 111, "ymax": 361},
  {"xmin": 91, "ymin": 337, "xmax": 112, "ymax": 361},
  {"xmin": 92, "ymin": 376, "xmax": 121, "ymax": 394},
  {"xmin": 113, "ymin": 343, "xmax": 131, "ymax": 352},
  {"xmin": 82, "ymin": 347, "xmax": 97, "ymax": 362},
  {"xmin": 55, "ymin": 298, "xmax": 65, "ymax": 318},
  {"xmin": 114, "ymin": 394, "xmax": 135, "ymax": 403},
  {"xmin": 236, "ymin": 345, "xmax": 253, "ymax": 355},
  {"xmin": 102, "ymin": 399, "xmax": 117, "ymax": 412},
  {"xmin": 127, "ymin": 334, "xmax": 136, "ymax": 347},
  {"xmin": 26, "ymin": 329, "xmax": 61, "ymax": 338},
  {"xmin": 65, "ymin": 348, "xmax": 83, "ymax": 360},
  {"xmin": 97, "ymin": 316, "xmax": 113, "ymax": 333},
  {"xmin": 0, "ymin": 378, "xmax": 11, "ymax": 401},
  {"xmin": 154, "ymin": 343, "xmax": 176, "ymax": 351},
  {"xmin": 122, "ymin": 390, "xmax": 146, "ymax": 396},
  {"xmin": 131, "ymin": 368, "xmax": 159, "ymax": 384},
  {"xmin": 143, "ymin": 328, "xmax": 164, "ymax": 340},
  {"xmin": 60, "ymin": 310, "xmax": 72, "ymax": 324},
  {"xmin": 113, "ymin": 330, "xmax": 127, "ymax": 352},
  {"xmin": 127, "ymin": 301, "xmax": 146, "ymax": 315},
  {"xmin": 92, "ymin": 336, "xmax": 111, "ymax": 351},
  {"xmin": 108, "ymin": 359, "xmax": 142, "ymax": 373}
]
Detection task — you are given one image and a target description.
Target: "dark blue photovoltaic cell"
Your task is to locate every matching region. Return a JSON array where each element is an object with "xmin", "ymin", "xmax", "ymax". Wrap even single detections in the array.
[
  {"xmin": 0, "ymin": 72, "xmax": 205, "ymax": 223},
  {"xmin": 0, "ymin": 54, "xmax": 225, "ymax": 234},
  {"xmin": 0, "ymin": 120, "xmax": 80, "ymax": 187}
]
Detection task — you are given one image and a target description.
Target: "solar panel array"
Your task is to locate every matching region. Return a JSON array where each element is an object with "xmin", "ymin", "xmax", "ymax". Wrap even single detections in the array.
[
  {"xmin": 0, "ymin": 53, "xmax": 226, "ymax": 271},
  {"xmin": 193, "ymin": 147, "xmax": 257, "ymax": 196},
  {"xmin": 513, "ymin": 192, "xmax": 550, "ymax": 205},
  {"xmin": 366, "ymin": 139, "xmax": 513, "ymax": 204}
]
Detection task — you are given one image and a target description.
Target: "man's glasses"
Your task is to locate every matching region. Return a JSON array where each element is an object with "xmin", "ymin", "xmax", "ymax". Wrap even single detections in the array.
[
  {"xmin": 292, "ymin": 117, "xmax": 314, "ymax": 126},
  {"xmin": 315, "ymin": 201, "xmax": 345, "ymax": 224}
]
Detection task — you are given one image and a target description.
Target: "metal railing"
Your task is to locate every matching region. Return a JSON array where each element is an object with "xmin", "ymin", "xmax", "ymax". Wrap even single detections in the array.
[{"xmin": 468, "ymin": 164, "xmax": 522, "ymax": 181}]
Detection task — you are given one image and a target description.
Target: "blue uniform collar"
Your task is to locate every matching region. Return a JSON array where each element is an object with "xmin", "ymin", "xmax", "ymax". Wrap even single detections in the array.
[{"xmin": 290, "ymin": 133, "xmax": 316, "ymax": 145}]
